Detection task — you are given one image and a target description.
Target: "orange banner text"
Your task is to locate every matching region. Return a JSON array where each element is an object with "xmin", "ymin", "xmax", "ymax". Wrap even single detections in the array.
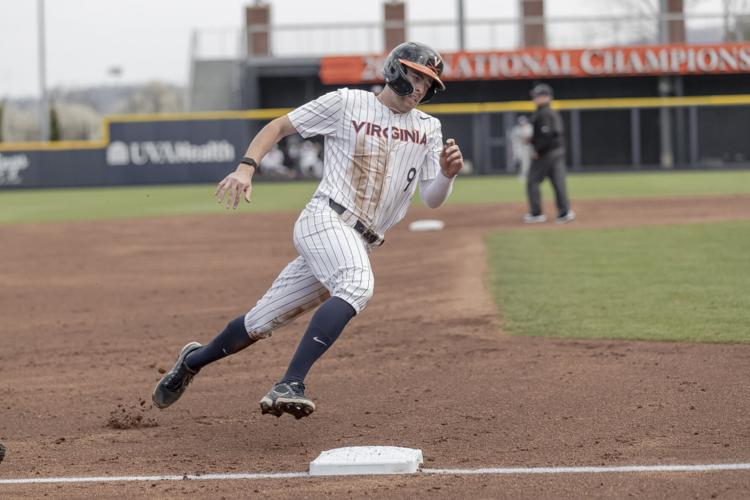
[{"xmin": 320, "ymin": 43, "xmax": 750, "ymax": 84}]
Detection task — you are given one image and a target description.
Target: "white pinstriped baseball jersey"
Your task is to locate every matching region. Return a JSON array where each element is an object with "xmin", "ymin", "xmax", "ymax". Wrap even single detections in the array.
[
  {"xmin": 244, "ymin": 88, "xmax": 445, "ymax": 336},
  {"xmin": 288, "ymin": 88, "xmax": 443, "ymax": 235}
]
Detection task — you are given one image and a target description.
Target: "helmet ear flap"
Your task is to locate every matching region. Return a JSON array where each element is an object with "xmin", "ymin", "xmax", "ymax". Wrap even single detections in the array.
[
  {"xmin": 421, "ymin": 83, "xmax": 437, "ymax": 103},
  {"xmin": 384, "ymin": 56, "xmax": 414, "ymax": 97},
  {"xmin": 389, "ymin": 76, "xmax": 413, "ymax": 96}
]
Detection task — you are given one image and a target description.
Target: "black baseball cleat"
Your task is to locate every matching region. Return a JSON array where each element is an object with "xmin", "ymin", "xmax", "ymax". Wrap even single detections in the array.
[
  {"xmin": 152, "ymin": 342, "xmax": 202, "ymax": 409},
  {"xmin": 259, "ymin": 381, "xmax": 315, "ymax": 419}
]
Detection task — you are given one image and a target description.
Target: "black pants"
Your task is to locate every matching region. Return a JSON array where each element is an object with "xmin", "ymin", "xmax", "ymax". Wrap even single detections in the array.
[{"xmin": 526, "ymin": 148, "xmax": 570, "ymax": 217}]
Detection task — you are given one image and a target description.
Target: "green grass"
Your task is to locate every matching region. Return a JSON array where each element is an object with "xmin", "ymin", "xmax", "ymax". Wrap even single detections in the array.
[
  {"xmin": 486, "ymin": 221, "xmax": 750, "ymax": 343},
  {"xmin": 0, "ymin": 182, "xmax": 317, "ymax": 225},
  {"xmin": 449, "ymin": 169, "xmax": 750, "ymax": 204},
  {"xmin": 1, "ymin": 170, "xmax": 749, "ymax": 225}
]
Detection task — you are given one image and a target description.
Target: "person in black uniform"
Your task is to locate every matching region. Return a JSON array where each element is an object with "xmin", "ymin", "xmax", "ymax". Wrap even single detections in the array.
[{"xmin": 523, "ymin": 83, "xmax": 575, "ymax": 224}]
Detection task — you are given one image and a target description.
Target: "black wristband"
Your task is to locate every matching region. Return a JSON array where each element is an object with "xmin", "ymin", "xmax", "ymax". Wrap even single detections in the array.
[{"xmin": 240, "ymin": 157, "xmax": 259, "ymax": 171}]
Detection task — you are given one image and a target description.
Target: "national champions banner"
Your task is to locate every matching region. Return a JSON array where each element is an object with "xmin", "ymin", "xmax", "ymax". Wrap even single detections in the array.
[{"xmin": 320, "ymin": 42, "xmax": 750, "ymax": 84}]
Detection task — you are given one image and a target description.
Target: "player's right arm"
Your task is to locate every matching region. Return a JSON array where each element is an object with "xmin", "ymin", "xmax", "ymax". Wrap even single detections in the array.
[
  {"xmin": 216, "ymin": 115, "xmax": 298, "ymax": 210},
  {"xmin": 217, "ymin": 90, "xmax": 343, "ymax": 210}
]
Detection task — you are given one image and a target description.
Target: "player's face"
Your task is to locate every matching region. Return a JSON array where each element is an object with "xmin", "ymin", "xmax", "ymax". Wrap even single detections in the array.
[
  {"xmin": 533, "ymin": 95, "xmax": 551, "ymax": 106},
  {"xmin": 402, "ymin": 68, "xmax": 433, "ymax": 107}
]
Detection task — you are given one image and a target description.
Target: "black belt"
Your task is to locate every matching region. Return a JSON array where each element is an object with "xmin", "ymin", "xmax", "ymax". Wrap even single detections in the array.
[{"xmin": 328, "ymin": 199, "xmax": 384, "ymax": 246}]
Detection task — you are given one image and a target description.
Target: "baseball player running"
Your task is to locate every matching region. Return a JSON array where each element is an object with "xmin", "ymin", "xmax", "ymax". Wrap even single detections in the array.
[{"xmin": 152, "ymin": 42, "xmax": 464, "ymax": 419}]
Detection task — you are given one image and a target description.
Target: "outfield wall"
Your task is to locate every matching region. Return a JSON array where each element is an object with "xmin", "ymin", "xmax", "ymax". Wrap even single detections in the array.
[
  {"xmin": 1, "ymin": 96, "xmax": 749, "ymax": 189},
  {"xmin": 0, "ymin": 115, "xmax": 266, "ymax": 189}
]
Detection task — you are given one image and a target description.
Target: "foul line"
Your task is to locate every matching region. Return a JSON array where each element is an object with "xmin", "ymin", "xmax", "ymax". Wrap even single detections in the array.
[
  {"xmin": 0, "ymin": 472, "xmax": 307, "ymax": 485},
  {"xmin": 1, "ymin": 463, "xmax": 750, "ymax": 485},
  {"xmin": 422, "ymin": 463, "xmax": 750, "ymax": 475}
]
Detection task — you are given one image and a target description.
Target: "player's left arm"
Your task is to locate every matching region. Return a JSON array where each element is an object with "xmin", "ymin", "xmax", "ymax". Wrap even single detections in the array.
[
  {"xmin": 439, "ymin": 138, "xmax": 463, "ymax": 178},
  {"xmin": 420, "ymin": 136, "xmax": 463, "ymax": 209}
]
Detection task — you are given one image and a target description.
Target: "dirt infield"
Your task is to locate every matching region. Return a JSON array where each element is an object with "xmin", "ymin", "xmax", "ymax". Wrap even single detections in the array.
[{"xmin": 1, "ymin": 195, "xmax": 749, "ymax": 498}]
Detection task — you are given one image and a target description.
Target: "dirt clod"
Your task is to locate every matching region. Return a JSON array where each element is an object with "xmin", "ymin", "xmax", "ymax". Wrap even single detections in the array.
[{"xmin": 107, "ymin": 402, "xmax": 159, "ymax": 430}]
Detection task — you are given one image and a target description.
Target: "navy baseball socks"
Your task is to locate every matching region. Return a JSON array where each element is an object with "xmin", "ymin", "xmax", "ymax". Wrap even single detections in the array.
[
  {"xmin": 184, "ymin": 315, "xmax": 256, "ymax": 369},
  {"xmin": 152, "ymin": 315, "xmax": 255, "ymax": 409},
  {"xmin": 282, "ymin": 297, "xmax": 356, "ymax": 383},
  {"xmin": 154, "ymin": 298, "xmax": 356, "ymax": 418},
  {"xmin": 261, "ymin": 296, "xmax": 356, "ymax": 419}
]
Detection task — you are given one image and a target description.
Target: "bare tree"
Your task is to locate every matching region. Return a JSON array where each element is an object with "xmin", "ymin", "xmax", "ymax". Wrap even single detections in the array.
[
  {"xmin": 54, "ymin": 102, "xmax": 103, "ymax": 140},
  {"xmin": 585, "ymin": 0, "xmax": 708, "ymax": 45},
  {"xmin": 722, "ymin": 0, "xmax": 750, "ymax": 40},
  {"xmin": 566, "ymin": 0, "xmax": 660, "ymax": 47},
  {"xmin": 115, "ymin": 81, "xmax": 185, "ymax": 114},
  {"xmin": 3, "ymin": 105, "xmax": 41, "ymax": 142},
  {"xmin": 1, "ymin": 81, "xmax": 186, "ymax": 142},
  {"xmin": 0, "ymin": 100, "xmax": 102, "ymax": 142}
]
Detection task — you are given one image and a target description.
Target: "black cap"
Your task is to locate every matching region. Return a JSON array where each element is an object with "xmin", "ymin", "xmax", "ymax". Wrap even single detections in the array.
[{"xmin": 530, "ymin": 83, "xmax": 553, "ymax": 98}]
